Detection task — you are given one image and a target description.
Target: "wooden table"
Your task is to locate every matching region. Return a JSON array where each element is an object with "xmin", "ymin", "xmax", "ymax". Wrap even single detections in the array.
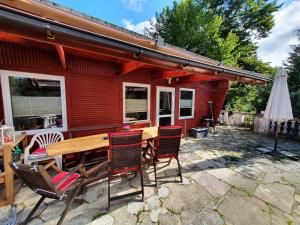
[{"xmin": 46, "ymin": 126, "xmax": 158, "ymax": 157}]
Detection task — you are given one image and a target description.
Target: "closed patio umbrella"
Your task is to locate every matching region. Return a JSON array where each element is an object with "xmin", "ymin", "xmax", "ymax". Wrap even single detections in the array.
[{"xmin": 264, "ymin": 68, "xmax": 293, "ymax": 154}]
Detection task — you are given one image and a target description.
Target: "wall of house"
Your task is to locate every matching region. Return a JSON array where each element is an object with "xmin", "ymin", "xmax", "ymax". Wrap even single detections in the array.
[{"xmin": 0, "ymin": 41, "xmax": 228, "ymax": 136}]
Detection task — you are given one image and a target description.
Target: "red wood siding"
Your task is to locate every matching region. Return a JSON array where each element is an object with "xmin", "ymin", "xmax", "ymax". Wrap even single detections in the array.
[{"xmin": 0, "ymin": 41, "xmax": 228, "ymax": 136}]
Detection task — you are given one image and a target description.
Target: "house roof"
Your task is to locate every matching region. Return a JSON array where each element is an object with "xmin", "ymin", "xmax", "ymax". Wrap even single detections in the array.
[{"xmin": 0, "ymin": 0, "xmax": 271, "ymax": 83}]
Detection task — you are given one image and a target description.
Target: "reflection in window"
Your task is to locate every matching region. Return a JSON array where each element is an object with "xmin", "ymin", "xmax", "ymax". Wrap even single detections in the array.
[
  {"xmin": 124, "ymin": 84, "xmax": 149, "ymax": 122},
  {"xmin": 179, "ymin": 89, "xmax": 195, "ymax": 118},
  {"xmin": 9, "ymin": 76, "xmax": 63, "ymax": 131}
]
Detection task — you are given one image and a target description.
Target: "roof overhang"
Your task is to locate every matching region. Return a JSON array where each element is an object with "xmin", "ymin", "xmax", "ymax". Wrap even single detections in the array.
[{"xmin": 0, "ymin": 2, "xmax": 271, "ymax": 84}]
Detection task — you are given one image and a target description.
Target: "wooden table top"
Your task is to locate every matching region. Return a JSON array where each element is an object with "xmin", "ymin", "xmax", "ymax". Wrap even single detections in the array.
[{"xmin": 46, "ymin": 126, "xmax": 158, "ymax": 157}]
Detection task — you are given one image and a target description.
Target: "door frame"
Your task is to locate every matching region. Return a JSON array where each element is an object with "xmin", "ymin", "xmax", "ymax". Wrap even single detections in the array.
[{"xmin": 156, "ymin": 86, "xmax": 175, "ymax": 126}]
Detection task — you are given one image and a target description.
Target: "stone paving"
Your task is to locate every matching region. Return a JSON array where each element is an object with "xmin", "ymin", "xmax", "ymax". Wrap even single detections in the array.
[{"xmin": 1, "ymin": 126, "xmax": 300, "ymax": 225}]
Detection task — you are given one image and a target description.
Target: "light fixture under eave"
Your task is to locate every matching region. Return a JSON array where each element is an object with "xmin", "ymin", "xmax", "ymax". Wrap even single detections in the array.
[{"xmin": 168, "ymin": 78, "xmax": 172, "ymax": 84}]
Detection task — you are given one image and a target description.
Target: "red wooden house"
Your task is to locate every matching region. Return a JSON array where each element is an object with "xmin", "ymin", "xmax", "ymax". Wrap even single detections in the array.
[{"xmin": 0, "ymin": 0, "xmax": 269, "ymax": 137}]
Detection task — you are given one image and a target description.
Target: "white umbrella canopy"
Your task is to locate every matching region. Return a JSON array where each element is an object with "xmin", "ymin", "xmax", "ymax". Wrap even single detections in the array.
[
  {"xmin": 263, "ymin": 67, "xmax": 293, "ymax": 154},
  {"xmin": 264, "ymin": 68, "xmax": 293, "ymax": 121}
]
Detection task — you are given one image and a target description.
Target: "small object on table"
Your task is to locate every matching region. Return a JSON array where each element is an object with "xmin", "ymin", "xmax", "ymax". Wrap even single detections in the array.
[
  {"xmin": 0, "ymin": 120, "xmax": 15, "ymax": 145},
  {"xmin": 103, "ymin": 136, "xmax": 109, "ymax": 140},
  {"xmin": 123, "ymin": 125, "xmax": 131, "ymax": 131}
]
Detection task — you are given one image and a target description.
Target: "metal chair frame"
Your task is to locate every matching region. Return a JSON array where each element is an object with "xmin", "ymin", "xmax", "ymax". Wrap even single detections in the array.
[{"xmin": 150, "ymin": 126, "xmax": 183, "ymax": 188}]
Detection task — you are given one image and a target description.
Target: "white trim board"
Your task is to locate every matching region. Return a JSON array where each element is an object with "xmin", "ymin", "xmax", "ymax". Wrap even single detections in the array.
[
  {"xmin": 179, "ymin": 88, "xmax": 195, "ymax": 120},
  {"xmin": 122, "ymin": 82, "xmax": 151, "ymax": 123},
  {"xmin": 156, "ymin": 86, "xmax": 175, "ymax": 126}
]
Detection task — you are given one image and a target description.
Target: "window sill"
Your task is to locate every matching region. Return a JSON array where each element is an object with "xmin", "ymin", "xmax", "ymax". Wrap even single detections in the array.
[
  {"xmin": 15, "ymin": 127, "xmax": 68, "ymax": 136},
  {"xmin": 179, "ymin": 117, "xmax": 194, "ymax": 120}
]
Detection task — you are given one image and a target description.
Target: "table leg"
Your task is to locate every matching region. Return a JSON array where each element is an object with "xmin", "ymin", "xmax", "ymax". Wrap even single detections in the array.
[{"xmin": 4, "ymin": 145, "xmax": 14, "ymax": 204}]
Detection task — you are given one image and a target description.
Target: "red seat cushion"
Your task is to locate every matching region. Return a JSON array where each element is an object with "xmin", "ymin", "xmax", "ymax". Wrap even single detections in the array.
[
  {"xmin": 51, "ymin": 171, "xmax": 80, "ymax": 191},
  {"xmin": 32, "ymin": 148, "xmax": 46, "ymax": 154}
]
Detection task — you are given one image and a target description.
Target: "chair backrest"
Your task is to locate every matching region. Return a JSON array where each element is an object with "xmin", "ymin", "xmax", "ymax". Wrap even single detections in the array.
[
  {"xmin": 108, "ymin": 130, "xmax": 143, "ymax": 174},
  {"xmin": 156, "ymin": 126, "xmax": 182, "ymax": 156},
  {"xmin": 9, "ymin": 162, "xmax": 62, "ymax": 199}
]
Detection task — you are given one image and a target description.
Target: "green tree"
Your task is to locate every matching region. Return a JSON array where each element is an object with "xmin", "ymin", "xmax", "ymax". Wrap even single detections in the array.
[
  {"xmin": 145, "ymin": 0, "xmax": 239, "ymax": 65},
  {"xmin": 225, "ymin": 57, "xmax": 276, "ymax": 113},
  {"xmin": 285, "ymin": 31, "xmax": 300, "ymax": 118},
  {"xmin": 200, "ymin": 0, "xmax": 280, "ymax": 59}
]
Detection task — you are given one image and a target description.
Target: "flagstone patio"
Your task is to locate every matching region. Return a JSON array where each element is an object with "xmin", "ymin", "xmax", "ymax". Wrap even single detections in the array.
[{"xmin": 1, "ymin": 126, "xmax": 300, "ymax": 225}]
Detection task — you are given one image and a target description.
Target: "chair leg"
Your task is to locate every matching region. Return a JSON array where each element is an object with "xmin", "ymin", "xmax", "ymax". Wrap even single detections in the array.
[
  {"xmin": 21, "ymin": 196, "xmax": 45, "ymax": 225},
  {"xmin": 153, "ymin": 160, "xmax": 158, "ymax": 189},
  {"xmin": 57, "ymin": 184, "xmax": 82, "ymax": 225},
  {"xmin": 140, "ymin": 170, "xmax": 144, "ymax": 201},
  {"xmin": 176, "ymin": 157, "xmax": 183, "ymax": 183},
  {"xmin": 107, "ymin": 177, "xmax": 111, "ymax": 212}
]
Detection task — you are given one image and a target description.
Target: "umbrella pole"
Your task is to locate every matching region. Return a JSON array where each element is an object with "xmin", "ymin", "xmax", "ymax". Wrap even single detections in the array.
[{"xmin": 274, "ymin": 121, "xmax": 279, "ymax": 155}]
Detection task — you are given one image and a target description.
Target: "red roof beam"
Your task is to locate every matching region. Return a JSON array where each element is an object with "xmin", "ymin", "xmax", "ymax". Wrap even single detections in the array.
[{"xmin": 117, "ymin": 61, "xmax": 145, "ymax": 76}]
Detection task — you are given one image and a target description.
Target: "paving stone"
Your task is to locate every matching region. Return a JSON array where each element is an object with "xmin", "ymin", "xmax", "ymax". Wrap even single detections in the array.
[
  {"xmin": 261, "ymin": 172, "xmax": 282, "ymax": 184},
  {"xmin": 127, "ymin": 201, "xmax": 144, "ymax": 215},
  {"xmin": 218, "ymin": 191, "xmax": 271, "ymax": 225},
  {"xmin": 27, "ymin": 218, "xmax": 44, "ymax": 225},
  {"xmin": 90, "ymin": 214, "xmax": 114, "ymax": 225},
  {"xmin": 207, "ymin": 168, "xmax": 257, "ymax": 192},
  {"xmin": 84, "ymin": 182, "xmax": 106, "ymax": 203},
  {"xmin": 158, "ymin": 186, "xmax": 170, "ymax": 199},
  {"xmin": 201, "ymin": 207, "xmax": 224, "ymax": 225},
  {"xmin": 254, "ymin": 183, "xmax": 295, "ymax": 213},
  {"xmin": 295, "ymin": 195, "xmax": 300, "ymax": 204},
  {"xmin": 159, "ymin": 212, "xmax": 182, "ymax": 225},
  {"xmin": 149, "ymin": 207, "xmax": 167, "ymax": 222},
  {"xmin": 234, "ymin": 166, "xmax": 261, "ymax": 179},
  {"xmin": 175, "ymin": 176, "xmax": 190, "ymax": 185},
  {"xmin": 145, "ymin": 195, "xmax": 161, "ymax": 210},
  {"xmin": 180, "ymin": 209, "xmax": 202, "ymax": 225},
  {"xmin": 191, "ymin": 171, "xmax": 229, "ymax": 198},
  {"xmin": 110, "ymin": 205, "xmax": 137, "ymax": 225},
  {"xmin": 194, "ymin": 160, "xmax": 216, "ymax": 170},
  {"xmin": 161, "ymin": 182, "xmax": 216, "ymax": 214}
]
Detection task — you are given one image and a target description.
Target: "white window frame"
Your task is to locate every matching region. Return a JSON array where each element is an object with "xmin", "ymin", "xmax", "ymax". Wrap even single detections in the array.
[
  {"xmin": 123, "ymin": 82, "xmax": 151, "ymax": 123},
  {"xmin": 179, "ymin": 88, "xmax": 195, "ymax": 119},
  {"xmin": 156, "ymin": 86, "xmax": 175, "ymax": 126},
  {"xmin": 0, "ymin": 70, "xmax": 68, "ymax": 135}
]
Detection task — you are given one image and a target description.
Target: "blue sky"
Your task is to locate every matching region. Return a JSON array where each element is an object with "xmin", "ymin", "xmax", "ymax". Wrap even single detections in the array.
[
  {"xmin": 52, "ymin": 0, "xmax": 299, "ymax": 66},
  {"xmin": 52, "ymin": 0, "xmax": 175, "ymax": 26}
]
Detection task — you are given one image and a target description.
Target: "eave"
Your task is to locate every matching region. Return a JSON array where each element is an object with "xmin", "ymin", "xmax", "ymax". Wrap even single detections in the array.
[{"xmin": 0, "ymin": 3, "xmax": 271, "ymax": 84}]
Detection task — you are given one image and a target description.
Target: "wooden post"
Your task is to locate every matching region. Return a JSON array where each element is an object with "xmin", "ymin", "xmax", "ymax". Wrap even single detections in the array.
[{"xmin": 3, "ymin": 144, "xmax": 14, "ymax": 204}]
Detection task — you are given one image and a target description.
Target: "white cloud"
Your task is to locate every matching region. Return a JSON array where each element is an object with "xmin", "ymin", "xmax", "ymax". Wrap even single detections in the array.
[
  {"xmin": 121, "ymin": 0, "xmax": 147, "ymax": 12},
  {"xmin": 257, "ymin": 1, "xmax": 300, "ymax": 66},
  {"xmin": 121, "ymin": 17, "xmax": 156, "ymax": 34}
]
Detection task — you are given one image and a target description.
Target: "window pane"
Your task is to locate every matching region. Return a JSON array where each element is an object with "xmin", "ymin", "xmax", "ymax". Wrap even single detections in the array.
[
  {"xmin": 159, "ymin": 92, "xmax": 172, "ymax": 115},
  {"xmin": 159, "ymin": 117, "xmax": 172, "ymax": 126},
  {"xmin": 180, "ymin": 91, "xmax": 193, "ymax": 100},
  {"xmin": 180, "ymin": 108, "xmax": 192, "ymax": 117},
  {"xmin": 125, "ymin": 86, "xmax": 148, "ymax": 122},
  {"xmin": 9, "ymin": 76, "xmax": 63, "ymax": 131}
]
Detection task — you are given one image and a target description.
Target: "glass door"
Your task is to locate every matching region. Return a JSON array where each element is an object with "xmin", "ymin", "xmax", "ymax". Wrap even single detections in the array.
[{"xmin": 156, "ymin": 87, "xmax": 175, "ymax": 126}]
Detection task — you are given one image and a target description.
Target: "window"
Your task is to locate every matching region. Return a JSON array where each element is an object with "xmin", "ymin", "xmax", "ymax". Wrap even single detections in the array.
[
  {"xmin": 123, "ymin": 82, "xmax": 150, "ymax": 123},
  {"xmin": 179, "ymin": 88, "xmax": 195, "ymax": 119},
  {"xmin": 1, "ymin": 70, "xmax": 67, "ymax": 134}
]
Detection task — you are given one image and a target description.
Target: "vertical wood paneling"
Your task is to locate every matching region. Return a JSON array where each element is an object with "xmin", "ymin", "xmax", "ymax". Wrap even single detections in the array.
[{"xmin": 0, "ymin": 41, "xmax": 228, "ymax": 135}]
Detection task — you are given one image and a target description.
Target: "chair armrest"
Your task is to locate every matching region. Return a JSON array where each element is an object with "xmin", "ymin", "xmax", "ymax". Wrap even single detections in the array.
[
  {"xmin": 81, "ymin": 160, "xmax": 108, "ymax": 178},
  {"xmin": 54, "ymin": 164, "xmax": 84, "ymax": 190},
  {"xmin": 45, "ymin": 160, "xmax": 61, "ymax": 173}
]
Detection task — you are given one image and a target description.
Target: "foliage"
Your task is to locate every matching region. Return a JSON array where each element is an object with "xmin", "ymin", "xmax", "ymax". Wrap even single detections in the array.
[
  {"xmin": 285, "ymin": 31, "xmax": 300, "ymax": 118},
  {"xmin": 146, "ymin": 0, "xmax": 280, "ymax": 114},
  {"xmin": 145, "ymin": 0, "xmax": 239, "ymax": 65}
]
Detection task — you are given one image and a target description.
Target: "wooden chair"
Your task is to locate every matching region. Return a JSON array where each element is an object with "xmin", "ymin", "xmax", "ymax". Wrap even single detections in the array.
[
  {"xmin": 107, "ymin": 130, "xmax": 144, "ymax": 211},
  {"xmin": 24, "ymin": 131, "xmax": 64, "ymax": 169},
  {"xmin": 9, "ymin": 161, "xmax": 85, "ymax": 225},
  {"xmin": 150, "ymin": 126, "xmax": 182, "ymax": 188}
]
